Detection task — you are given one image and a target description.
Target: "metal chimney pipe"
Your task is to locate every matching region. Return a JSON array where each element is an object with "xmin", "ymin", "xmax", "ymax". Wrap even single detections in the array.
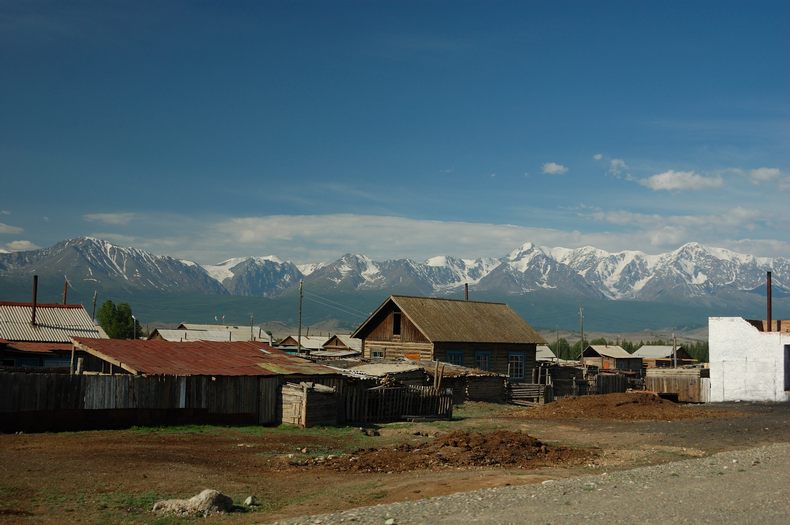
[
  {"xmin": 765, "ymin": 271, "xmax": 773, "ymax": 332},
  {"xmin": 31, "ymin": 274, "xmax": 38, "ymax": 325},
  {"xmin": 464, "ymin": 283, "xmax": 469, "ymax": 301}
]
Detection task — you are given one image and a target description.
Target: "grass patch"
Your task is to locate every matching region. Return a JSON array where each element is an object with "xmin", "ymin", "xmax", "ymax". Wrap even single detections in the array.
[{"xmin": 127, "ymin": 424, "xmax": 225, "ymax": 435}]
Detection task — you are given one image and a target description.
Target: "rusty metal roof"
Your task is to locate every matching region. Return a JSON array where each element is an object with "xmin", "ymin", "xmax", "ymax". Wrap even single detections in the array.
[
  {"xmin": 0, "ymin": 302, "xmax": 107, "ymax": 343},
  {"xmin": 2, "ymin": 342, "xmax": 73, "ymax": 354},
  {"xmin": 71, "ymin": 337, "xmax": 338, "ymax": 377}
]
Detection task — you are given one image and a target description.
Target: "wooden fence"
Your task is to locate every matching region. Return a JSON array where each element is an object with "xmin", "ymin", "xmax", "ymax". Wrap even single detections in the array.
[
  {"xmin": 0, "ymin": 372, "xmax": 454, "ymax": 431},
  {"xmin": 645, "ymin": 368, "xmax": 710, "ymax": 403},
  {"xmin": 343, "ymin": 384, "xmax": 453, "ymax": 423}
]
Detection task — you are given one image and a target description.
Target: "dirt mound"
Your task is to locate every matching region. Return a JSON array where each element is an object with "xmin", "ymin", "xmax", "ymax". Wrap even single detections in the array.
[
  {"xmin": 311, "ymin": 430, "xmax": 592, "ymax": 473},
  {"xmin": 516, "ymin": 392, "xmax": 711, "ymax": 420}
]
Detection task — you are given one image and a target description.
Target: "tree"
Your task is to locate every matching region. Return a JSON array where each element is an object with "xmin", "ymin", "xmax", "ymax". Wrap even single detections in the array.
[{"xmin": 97, "ymin": 300, "xmax": 142, "ymax": 339}]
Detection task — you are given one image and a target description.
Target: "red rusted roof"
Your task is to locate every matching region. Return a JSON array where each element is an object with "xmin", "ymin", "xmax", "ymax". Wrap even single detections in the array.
[
  {"xmin": 71, "ymin": 337, "xmax": 337, "ymax": 377},
  {"xmin": 3, "ymin": 342, "xmax": 73, "ymax": 354}
]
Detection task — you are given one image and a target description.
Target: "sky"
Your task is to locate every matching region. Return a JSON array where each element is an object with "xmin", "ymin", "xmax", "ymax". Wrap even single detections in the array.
[{"xmin": 1, "ymin": 0, "xmax": 788, "ymax": 264}]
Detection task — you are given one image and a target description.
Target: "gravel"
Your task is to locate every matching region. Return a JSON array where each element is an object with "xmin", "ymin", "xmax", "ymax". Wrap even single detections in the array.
[{"xmin": 265, "ymin": 442, "xmax": 790, "ymax": 525}]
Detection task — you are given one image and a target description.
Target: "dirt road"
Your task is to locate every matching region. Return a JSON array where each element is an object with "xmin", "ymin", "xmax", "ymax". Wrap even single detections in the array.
[{"xmin": 269, "ymin": 441, "xmax": 790, "ymax": 525}]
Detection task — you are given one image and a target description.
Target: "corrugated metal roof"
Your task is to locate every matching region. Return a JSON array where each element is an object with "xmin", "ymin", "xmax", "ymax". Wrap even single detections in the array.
[
  {"xmin": 71, "ymin": 337, "xmax": 337, "ymax": 376},
  {"xmin": 353, "ymin": 295, "xmax": 545, "ymax": 344},
  {"xmin": 1, "ymin": 341, "xmax": 73, "ymax": 354},
  {"xmin": 177, "ymin": 323, "xmax": 270, "ymax": 341},
  {"xmin": 583, "ymin": 345, "xmax": 636, "ymax": 359},
  {"xmin": 0, "ymin": 302, "xmax": 107, "ymax": 343},
  {"xmin": 536, "ymin": 345, "xmax": 557, "ymax": 360},
  {"xmin": 632, "ymin": 345, "xmax": 676, "ymax": 358},
  {"xmin": 149, "ymin": 329, "xmax": 236, "ymax": 342}
]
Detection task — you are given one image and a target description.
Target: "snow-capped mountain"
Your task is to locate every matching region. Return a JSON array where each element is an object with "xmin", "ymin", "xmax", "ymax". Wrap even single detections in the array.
[
  {"xmin": 0, "ymin": 237, "xmax": 226, "ymax": 295},
  {"xmin": 1, "ymin": 237, "xmax": 787, "ymax": 304},
  {"xmin": 204, "ymin": 256, "xmax": 302, "ymax": 297}
]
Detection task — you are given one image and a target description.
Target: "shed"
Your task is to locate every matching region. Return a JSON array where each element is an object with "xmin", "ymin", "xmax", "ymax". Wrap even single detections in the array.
[
  {"xmin": 580, "ymin": 345, "xmax": 643, "ymax": 372},
  {"xmin": 352, "ymin": 295, "xmax": 545, "ymax": 382},
  {"xmin": 280, "ymin": 382, "xmax": 338, "ymax": 427},
  {"xmin": 536, "ymin": 345, "xmax": 558, "ymax": 362}
]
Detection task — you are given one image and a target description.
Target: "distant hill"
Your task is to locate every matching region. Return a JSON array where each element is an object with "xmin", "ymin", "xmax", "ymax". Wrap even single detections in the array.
[{"xmin": 1, "ymin": 237, "xmax": 787, "ymax": 332}]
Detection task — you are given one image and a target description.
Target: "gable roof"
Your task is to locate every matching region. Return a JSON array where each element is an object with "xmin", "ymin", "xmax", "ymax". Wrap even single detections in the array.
[
  {"xmin": 71, "ymin": 337, "xmax": 336, "ymax": 376},
  {"xmin": 582, "ymin": 345, "xmax": 636, "ymax": 359},
  {"xmin": 632, "ymin": 345, "xmax": 688, "ymax": 358},
  {"xmin": 0, "ymin": 301, "xmax": 107, "ymax": 343},
  {"xmin": 352, "ymin": 295, "xmax": 545, "ymax": 344},
  {"xmin": 323, "ymin": 334, "xmax": 362, "ymax": 352},
  {"xmin": 278, "ymin": 335, "xmax": 327, "ymax": 350}
]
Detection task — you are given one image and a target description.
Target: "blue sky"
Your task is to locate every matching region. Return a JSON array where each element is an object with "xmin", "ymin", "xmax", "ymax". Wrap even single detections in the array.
[{"xmin": 1, "ymin": 1, "xmax": 788, "ymax": 264}]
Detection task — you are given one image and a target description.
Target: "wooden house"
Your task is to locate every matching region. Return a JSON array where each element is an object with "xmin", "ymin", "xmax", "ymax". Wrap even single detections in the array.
[
  {"xmin": 322, "ymin": 334, "xmax": 362, "ymax": 353},
  {"xmin": 632, "ymin": 345, "xmax": 696, "ymax": 368},
  {"xmin": 351, "ymin": 295, "xmax": 545, "ymax": 382},
  {"xmin": 580, "ymin": 345, "xmax": 642, "ymax": 372},
  {"xmin": 0, "ymin": 301, "xmax": 107, "ymax": 370},
  {"xmin": 277, "ymin": 335, "xmax": 327, "ymax": 353}
]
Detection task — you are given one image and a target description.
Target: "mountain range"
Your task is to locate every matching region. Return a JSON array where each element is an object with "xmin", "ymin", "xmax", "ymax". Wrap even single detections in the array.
[{"xmin": 0, "ymin": 237, "xmax": 787, "ymax": 330}]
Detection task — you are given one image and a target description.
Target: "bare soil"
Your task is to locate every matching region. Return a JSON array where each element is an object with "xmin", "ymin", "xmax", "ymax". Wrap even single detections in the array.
[
  {"xmin": 514, "ymin": 391, "xmax": 744, "ymax": 420},
  {"xmin": 309, "ymin": 430, "xmax": 592, "ymax": 473},
  {"xmin": 2, "ymin": 399, "xmax": 789, "ymax": 525}
]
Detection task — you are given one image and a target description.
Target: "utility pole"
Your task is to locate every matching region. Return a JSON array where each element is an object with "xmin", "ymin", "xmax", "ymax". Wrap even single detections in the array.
[
  {"xmin": 62, "ymin": 276, "xmax": 70, "ymax": 304},
  {"xmin": 91, "ymin": 290, "xmax": 98, "ymax": 321},
  {"xmin": 297, "ymin": 280, "xmax": 304, "ymax": 355},
  {"xmin": 579, "ymin": 305, "xmax": 585, "ymax": 358},
  {"xmin": 672, "ymin": 332, "xmax": 677, "ymax": 368},
  {"xmin": 250, "ymin": 313, "xmax": 254, "ymax": 341}
]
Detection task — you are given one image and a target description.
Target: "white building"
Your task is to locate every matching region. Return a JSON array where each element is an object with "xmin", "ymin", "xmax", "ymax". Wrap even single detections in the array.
[{"xmin": 709, "ymin": 317, "xmax": 790, "ymax": 402}]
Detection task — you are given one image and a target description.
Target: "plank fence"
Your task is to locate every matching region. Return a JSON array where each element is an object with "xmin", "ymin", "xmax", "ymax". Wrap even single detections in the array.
[
  {"xmin": 0, "ymin": 372, "xmax": 454, "ymax": 431},
  {"xmin": 645, "ymin": 368, "xmax": 710, "ymax": 403}
]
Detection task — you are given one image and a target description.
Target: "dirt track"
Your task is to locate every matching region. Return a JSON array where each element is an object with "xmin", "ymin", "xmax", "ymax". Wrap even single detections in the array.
[
  {"xmin": 270, "ymin": 442, "xmax": 790, "ymax": 525},
  {"xmin": 3, "ymin": 397, "xmax": 790, "ymax": 524}
]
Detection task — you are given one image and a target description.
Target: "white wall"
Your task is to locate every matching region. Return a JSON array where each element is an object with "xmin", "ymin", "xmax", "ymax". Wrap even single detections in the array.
[{"xmin": 709, "ymin": 317, "xmax": 790, "ymax": 402}]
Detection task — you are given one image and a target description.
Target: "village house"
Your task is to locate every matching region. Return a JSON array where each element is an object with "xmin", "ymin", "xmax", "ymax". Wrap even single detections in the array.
[
  {"xmin": 277, "ymin": 335, "xmax": 327, "ymax": 353},
  {"xmin": 632, "ymin": 345, "xmax": 696, "ymax": 368},
  {"xmin": 322, "ymin": 334, "xmax": 362, "ymax": 353},
  {"xmin": 580, "ymin": 344, "xmax": 643, "ymax": 372},
  {"xmin": 147, "ymin": 328, "xmax": 235, "ymax": 342},
  {"xmin": 351, "ymin": 295, "xmax": 545, "ymax": 382},
  {"xmin": 536, "ymin": 344, "xmax": 558, "ymax": 362},
  {"xmin": 709, "ymin": 317, "xmax": 790, "ymax": 402},
  {"xmin": 0, "ymin": 301, "xmax": 107, "ymax": 370}
]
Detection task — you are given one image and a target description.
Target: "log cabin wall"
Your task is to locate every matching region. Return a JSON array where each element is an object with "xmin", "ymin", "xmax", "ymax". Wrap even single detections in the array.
[
  {"xmin": 362, "ymin": 308, "xmax": 432, "ymax": 359},
  {"xmin": 433, "ymin": 342, "xmax": 536, "ymax": 380}
]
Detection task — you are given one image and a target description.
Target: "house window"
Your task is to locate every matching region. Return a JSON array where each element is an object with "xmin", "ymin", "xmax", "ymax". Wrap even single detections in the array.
[
  {"xmin": 508, "ymin": 352, "xmax": 526, "ymax": 380},
  {"xmin": 393, "ymin": 312, "xmax": 401, "ymax": 336},
  {"xmin": 474, "ymin": 351, "xmax": 491, "ymax": 371},
  {"xmin": 372, "ymin": 349, "xmax": 385, "ymax": 359},
  {"xmin": 446, "ymin": 350, "xmax": 464, "ymax": 366}
]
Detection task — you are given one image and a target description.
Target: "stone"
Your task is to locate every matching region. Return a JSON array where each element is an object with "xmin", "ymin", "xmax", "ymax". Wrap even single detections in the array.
[
  {"xmin": 244, "ymin": 495, "xmax": 259, "ymax": 506},
  {"xmin": 153, "ymin": 489, "xmax": 234, "ymax": 516}
]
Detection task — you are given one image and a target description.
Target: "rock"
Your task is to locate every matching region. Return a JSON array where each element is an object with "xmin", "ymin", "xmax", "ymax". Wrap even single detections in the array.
[
  {"xmin": 244, "ymin": 495, "xmax": 258, "ymax": 506},
  {"xmin": 385, "ymin": 518, "xmax": 396, "ymax": 525},
  {"xmin": 153, "ymin": 489, "xmax": 234, "ymax": 516}
]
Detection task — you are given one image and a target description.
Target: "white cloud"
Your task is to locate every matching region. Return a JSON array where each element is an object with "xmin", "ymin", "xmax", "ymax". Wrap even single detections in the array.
[
  {"xmin": 542, "ymin": 162, "xmax": 568, "ymax": 175},
  {"xmin": 0, "ymin": 222, "xmax": 23, "ymax": 234},
  {"xmin": 639, "ymin": 170, "xmax": 723, "ymax": 191},
  {"xmin": 608, "ymin": 158, "xmax": 629, "ymax": 178},
  {"xmin": 592, "ymin": 153, "xmax": 604, "ymax": 161},
  {"xmin": 83, "ymin": 212, "xmax": 136, "ymax": 225},
  {"xmin": 0, "ymin": 210, "xmax": 10, "ymax": 215},
  {"xmin": 779, "ymin": 177, "xmax": 790, "ymax": 192},
  {"xmin": 748, "ymin": 167, "xmax": 782, "ymax": 184},
  {"xmin": 3, "ymin": 240, "xmax": 40, "ymax": 251}
]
